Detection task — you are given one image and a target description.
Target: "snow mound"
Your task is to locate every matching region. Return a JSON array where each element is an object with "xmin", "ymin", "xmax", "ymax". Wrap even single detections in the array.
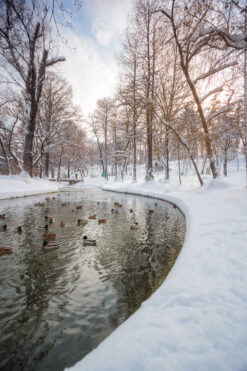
[{"xmin": 205, "ymin": 178, "xmax": 231, "ymax": 190}]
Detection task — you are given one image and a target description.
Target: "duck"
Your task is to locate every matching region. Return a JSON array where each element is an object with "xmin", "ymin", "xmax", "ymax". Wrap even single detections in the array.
[
  {"xmin": 98, "ymin": 218, "xmax": 107, "ymax": 224},
  {"xmin": 61, "ymin": 202, "xmax": 67, "ymax": 207},
  {"xmin": 129, "ymin": 208, "xmax": 133, "ymax": 213},
  {"xmin": 130, "ymin": 222, "xmax": 139, "ymax": 230},
  {"xmin": 0, "ymin": 224, "xmax": 7, "ymax": 231},
  {"xmin": 82, "ymin": 235, "xmax": 96, "ymax": 246},
  {"xmin": 78, "ymin": 219, "xmax": 88, "ymax": 225},
  {"xmin": 88, "ymin": 214, "xmax": 96, "ymax": 220},
  {"xmin": 0, "ymin": 214, "xmax": 6, "ymax": 219},
  {"xmin": 111, "ymin": 208, "xmax": 119, "ymax": 214},
  {"xmin": 42, "ymin": 241, "xmax": 60, "ymax": 251},
  {"xmin": 76, "ymin": 205, "xmax": 83, "ymax": 210},
  {"xmin": 42, "ymin": 233, "xmax": 56, "ymax": 240},
  {"xmin": 114, "ymin": 202, "xmax": 119, "ymax": 207},
  {"xmin": 60, "ymin": 221, "xmax": 65, "ymax": 227},
  {"xmin": 36, "ymin": 224, "xmax": 49, "ymax": 230},
  {"xmin": 0, "ymin": 247, "xmax": 12, "ymax": 255},
  {"xmin": 149, "ymin": 209, "xmax": 155, "ymax": 214},
  {"xmin": 49, "ymin": 217, "xmax": 55, "ymax": 224},
  {"xmin": 13, "ymin": 226, "xmax": 22, "ymax": 233}
]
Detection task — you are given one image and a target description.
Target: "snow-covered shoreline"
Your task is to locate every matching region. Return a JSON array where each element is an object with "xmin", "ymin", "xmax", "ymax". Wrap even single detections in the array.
[
  {"xmin": 67, "ymin": 172, "xmax": 247, "ymax": 371},
  {"xmin": 0, "ymin": 165, "xmax": 247, "ymax": 371},
  {"xmin": 0, "ymin": 174, "xmax": 61, "ymax": 200}
]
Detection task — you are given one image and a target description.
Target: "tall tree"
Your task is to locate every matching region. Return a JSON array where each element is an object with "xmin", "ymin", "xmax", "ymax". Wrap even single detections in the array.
[
  {"xmin": 36, "ymin": 72, "xmax": 82, "ymax": 178},
  {"xmin": 118, "ymin": 27, "xmax": 143, "ymax": 182},
  {"xmin": 0, "ymin": 1, "xmax": 67, "ymax": 175},
  {"xmin": 93, "ymin": 98, "xmax": 115, "ymax": 180},
  {"xmin": 156, "ymin": 0, "xmax": 239, "ymax": 178},
  {"xmin": 134, "ymin": 0, "xmax": 163, "ymax": 181}
]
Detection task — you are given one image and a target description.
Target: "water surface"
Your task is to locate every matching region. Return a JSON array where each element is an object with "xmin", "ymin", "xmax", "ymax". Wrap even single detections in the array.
[{"xmin": 0, "ymin": 188, "xmax": 185, "ymax": 370}]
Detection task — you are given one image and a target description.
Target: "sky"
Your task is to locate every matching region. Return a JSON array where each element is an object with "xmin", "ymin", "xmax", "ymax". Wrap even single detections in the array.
[{"xmin": 57, "ymin": 0, "xmax": 135, "ymax": 117}]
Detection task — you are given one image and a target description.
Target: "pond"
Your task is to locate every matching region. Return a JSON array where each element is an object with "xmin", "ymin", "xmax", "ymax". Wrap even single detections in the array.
[{"xmin": 0, "ymin": 188, "xmax": 185, "ymax": 371}]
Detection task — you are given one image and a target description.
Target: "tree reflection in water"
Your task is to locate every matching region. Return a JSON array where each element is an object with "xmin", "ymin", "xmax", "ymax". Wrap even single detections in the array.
[{"xmin": 0, "ymin": 190, "xmax": 185, "ymax": 371}]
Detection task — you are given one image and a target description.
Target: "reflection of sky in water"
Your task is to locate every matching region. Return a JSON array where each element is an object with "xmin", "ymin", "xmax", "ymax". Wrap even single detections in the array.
[{"xmin": 0, "ymin": 189, "xmax": 185, "ymax": 371}]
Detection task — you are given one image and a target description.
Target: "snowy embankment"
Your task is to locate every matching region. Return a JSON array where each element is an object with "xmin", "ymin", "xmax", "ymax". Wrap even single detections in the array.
[
  {"xmin": 0, "ymin": 174, "xmax": 61, "ymax": 199},
  {"xmin": 0, "ymin": 163, "xmax": 246, "ymax": 371},
  {"xmin": 67, "ymin": 165, "xmax": 247, "ymax": 371}
]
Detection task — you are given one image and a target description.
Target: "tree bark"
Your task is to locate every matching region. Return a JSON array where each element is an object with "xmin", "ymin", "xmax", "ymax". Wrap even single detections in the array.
[
  {"xmin": 0, "ymin": 137, "xmax": 10, "ymax": 175},
  {"xmin": 57, "ymin": 144, "xmax": 64, "ymax": 182},
  {"xmin": 45, "ymin": 152, "xmax": 50, "ymax": 178}
]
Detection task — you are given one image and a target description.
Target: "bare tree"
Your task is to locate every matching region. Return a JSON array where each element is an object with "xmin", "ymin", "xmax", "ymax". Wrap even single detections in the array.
[
  {"xmin": 36, "ymin": 72, "xmax": 82, "ymax": 178},
  {"xmin": 155, "ymin": 0, "xmax": 240, "ymax": 179},
  {"xmin": 93, "ymin": 98, "xmax": 115, "ymax": 180},
  {"xmin": 0, "ymin": 1, "xmax": 67, "ymax": 175},
  {"xmin": 117, "ymin": 27, "xmax": 144, "ymax": 182}
]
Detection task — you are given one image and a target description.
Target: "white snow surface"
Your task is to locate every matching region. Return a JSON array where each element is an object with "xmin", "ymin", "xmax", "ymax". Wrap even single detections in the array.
[
  {"xmin": 0, "ymin": 161, "xmax": 247, "ymax": 371},
  {"xmin": 0, "ymin": 173, "xmax": 61, "ymax": 199}
]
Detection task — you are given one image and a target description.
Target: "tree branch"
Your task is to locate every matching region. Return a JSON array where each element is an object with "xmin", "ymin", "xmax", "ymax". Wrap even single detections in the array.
[
  {"xmin": 193, "ymin": 61, "xmax": 238, "ymax": 85},
  {"xmin": 205, "ymin": 99, "xmax": 242, "ymax": 123},
  {"xmin": 199, "ymin": 86, "xmax": 224, "ymax": 103}
]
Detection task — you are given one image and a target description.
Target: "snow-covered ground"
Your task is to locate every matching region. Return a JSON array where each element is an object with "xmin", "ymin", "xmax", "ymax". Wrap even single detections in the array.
[
  {"xmin": 0, "ymin": 160, "xmax": 247, "ymax": 371},
  {"xmin": 0, "ymin": 173, "xmax": 61, "ymax": 199}
]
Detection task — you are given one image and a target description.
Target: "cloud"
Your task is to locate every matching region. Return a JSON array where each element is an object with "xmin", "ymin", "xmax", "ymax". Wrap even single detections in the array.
[
  {"xmin": 58, "ymin": 29, "xmax": 118, "ymax": 116},
  {"xmin": 56, "ymin": 0, "xmax": 135, "ymax": 116},
  {"xmin": 86, "ymin": 0, "xmax": 135, "ymax": 47}
]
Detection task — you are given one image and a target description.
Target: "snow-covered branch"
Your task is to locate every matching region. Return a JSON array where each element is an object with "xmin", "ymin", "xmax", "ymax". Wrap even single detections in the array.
[
  {"xmin": 46, "ymin": 56, "xmax": 66, "ymax": 67},
  {"xmin": 193, "ymin": 61, "xmax": 238, "ymax": 85},
  {"xmin": 199, "ymin": 27, "xmax": 247, "ymax": 50},
  {"xmin": 199, "ymin": 86, "xmax": 224, "ymax": 103},
  {"xmin": 205, "ymin": 99, "xmax": 242, "ymax": 123}
]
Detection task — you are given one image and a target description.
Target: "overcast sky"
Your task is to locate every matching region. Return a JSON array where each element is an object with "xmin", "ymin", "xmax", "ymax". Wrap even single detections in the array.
[{"xmin": 58, "ymin": 0, "xmax": 135, "ymax": 117}]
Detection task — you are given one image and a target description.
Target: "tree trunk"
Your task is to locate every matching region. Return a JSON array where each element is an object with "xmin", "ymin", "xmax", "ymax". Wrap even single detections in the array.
[
  {"xmin": 113, "ymin": 125, "xmax": 117, "ymax": 180},
  {"xmin": 178, "ymin": 144, "xmax": 181, "ymax": 185},
  {"xmin": 132, "ymin": 56, "xmax": 137, "ymax": 183},
  {"xmin": 244, "ymin": 28, "xmax": 247, "ymax": 186},
  {"xmin": 57, "ymin": 144, "xmax": 64, "ymax": 182},
  {"xmin": 145, "ymin": 10, "xmax": 153, "ymax": 182},
  {"xmin": 104, "ymin": 116, "xmax": 108, "ymax": 181},
  {"xmin": 39, "ymin": 163, "xmax": 43, "ymax": 178},
  {"xmin": 45, "ymin": 152, "xmax": 49, "ymax": 178},
  {"xmin": 181, "ymin": 67, "xmax": 217, "ymax": 178},
  {"xmin": 133, "ymin": 120, "xmax": 137, "ymax": 182},
  {"xmin": 223, "ymin": 148, "xmax": 228, "ymax": 176},
  {"xmin": 165, "ymin": 127, "xmax": 169, "ymax": 180},
  {"xmin": 0, "ymin": 137, "xmax": 10, "ymax": 175},
  {"xmin": 23, "ymin": 124, "xmax": 35, "ymax": 176},
  {"xmin": 68, "ymin": 158, "xmax": 70, "ymax": 178}
]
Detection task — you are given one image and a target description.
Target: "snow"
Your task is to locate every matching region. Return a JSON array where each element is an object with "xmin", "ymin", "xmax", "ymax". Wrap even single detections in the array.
[
  {"xmin": 0, "ymin": 160, "xmax": 247, "ymax": 371},
  {"xmin": 0, "ymin": 173, "xmax": 61, "ymax": 199},
  {"xmin": 46, "ymin": 56, "xmax": 66, "ymax": 67}
]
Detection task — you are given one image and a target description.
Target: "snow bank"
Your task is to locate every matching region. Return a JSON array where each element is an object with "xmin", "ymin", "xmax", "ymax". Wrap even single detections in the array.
[
  {"xmin": 66, "ymin": 170, "xmax": 247, "ymax": 371},
  {"xmin": 0, "ymin": 174, "xmax": 61, "ymax": 199},
  {"xmin": 0, "ymin": 163, "xmax": 246, "ymax": 371}
]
